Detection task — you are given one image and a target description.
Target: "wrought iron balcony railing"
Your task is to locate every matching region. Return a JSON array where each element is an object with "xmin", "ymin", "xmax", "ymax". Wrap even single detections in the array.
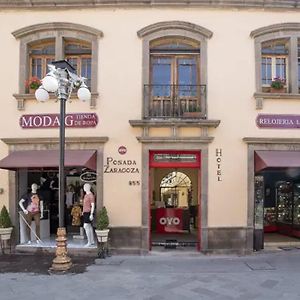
[{"xmin": 144, "ymin": 84, "xmax": 207, "ymax": 119}]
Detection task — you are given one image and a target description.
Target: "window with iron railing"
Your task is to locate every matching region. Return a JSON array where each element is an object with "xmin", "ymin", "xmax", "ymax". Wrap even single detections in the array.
[{"xmin": 146, "ymin": 37, "xmax": 206, "ymax": 119}]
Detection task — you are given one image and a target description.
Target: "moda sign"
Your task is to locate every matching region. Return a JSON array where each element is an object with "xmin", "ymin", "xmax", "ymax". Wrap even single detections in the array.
[
  {"xmin": 20, "ymin": 113, "xmax": 98, "ymax": 129},
  {"xmin": 256, "ymin": 114, "xmax": 300, "ymax": 129}
]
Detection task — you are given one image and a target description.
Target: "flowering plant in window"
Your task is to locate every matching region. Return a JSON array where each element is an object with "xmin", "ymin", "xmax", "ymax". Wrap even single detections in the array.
[
  {"xmin": 270, "ymin": 77, "xmax": 286, "ymax": 89},
  {"xmin": 25, "ymin": 76, "xmax": 42, "ymax": 90}
]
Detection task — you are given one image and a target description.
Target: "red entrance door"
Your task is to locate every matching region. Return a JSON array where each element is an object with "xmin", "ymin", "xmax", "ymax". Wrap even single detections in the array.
[{"xmin": 149, "ymin": 150, "xmax": 201, "ymax": 251}]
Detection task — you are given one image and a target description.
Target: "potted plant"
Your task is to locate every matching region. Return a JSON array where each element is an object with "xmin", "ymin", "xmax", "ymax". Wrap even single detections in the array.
[
  {"xmin": 183, "ymin": 105, "xmax": 201, "ymax": 118},
  {"xmin": 25, "ymin": 76, "xmax": 42, "ymax": 93},
  {"xmin": 270, "ymin": 77, "xmax": 286, "ymax": 93},
  {"xmin": 95, "ymin": 206, "xmax": 110, "ymax": 243},
  {"xmin": 0, "ymin": 205, "xmax": 13, "ymax": 241}
]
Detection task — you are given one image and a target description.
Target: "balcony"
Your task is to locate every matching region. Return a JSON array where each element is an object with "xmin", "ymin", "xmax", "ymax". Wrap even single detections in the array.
[{"xmin": 143, "ymin": 84, "xmax": 206, "ymax": 119}]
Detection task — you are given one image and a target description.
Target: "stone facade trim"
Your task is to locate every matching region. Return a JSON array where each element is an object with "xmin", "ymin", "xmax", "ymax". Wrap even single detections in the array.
[
  {"xmin": 250, "ymin": 23, "xmax": 300, "ymax": 39},
  {"xmin": 253, "ymin": 92, "xmax": 300, "ymax": 109},
  {"xmin": 251, "ymin": 22, "xmax": 300, "ymax": 95},
  {"xmin": 137, "ymin": 21, "xmax": 213, "ymax": 39},
  {"xmin": 129, "ymin": 119, "xmax": 220, "ymax": 128},
  {"xmin": 12, "ymin": 22, "xmax": 102, "ymax": 110},
  {"xmin": 12, "ymin": 22, "xmax": 103, "ymax": 39},
  {"xmin": 0, "ymin": 1, "xmax": 299, "ymax": 10},
  {"xmin": 243, "ymin": 137, "xmax": 300, "ymax": 144}
]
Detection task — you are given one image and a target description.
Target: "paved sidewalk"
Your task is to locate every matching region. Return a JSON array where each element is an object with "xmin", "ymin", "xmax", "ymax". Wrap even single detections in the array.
[{"xmin": 1, "ymin": 249, "xmax": 300, "ymax": 299}]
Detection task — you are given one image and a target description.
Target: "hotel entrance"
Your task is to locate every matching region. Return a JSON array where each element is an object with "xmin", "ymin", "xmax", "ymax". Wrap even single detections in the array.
[{"xmin": 149, "ymin": 151, "xmax": 201, "ymax": 251}]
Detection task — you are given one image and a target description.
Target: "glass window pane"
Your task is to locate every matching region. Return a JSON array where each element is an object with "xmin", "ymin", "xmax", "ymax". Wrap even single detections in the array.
[
  {"xmin": 151, "ymin": 58, "xmax": 171, "ymax": 96},
  {"xmin": 178, "ymin": 58, "xmax": 197, "ymax": 96},
  {"xmin": 261, "ymin": 57, "xmax": 272, "ymax": 85},
  {"xmin": 275, "ymin": 58, "xmax": 286, "ymax": 80},
  {"xmin": 81, "ymin": 58, "xmax": 92, "ymax": 87},
  {"xmin": 31, "ymin": 58, "xmax": 42, "ymax": 78}
]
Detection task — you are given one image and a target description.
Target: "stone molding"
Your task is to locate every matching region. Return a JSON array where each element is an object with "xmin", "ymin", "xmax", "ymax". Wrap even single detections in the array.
[
  {"xmin": 137, "ymin": 136, "xmax": 214, "ymax": 143},
  {"xmin": 0, "ymin": 1, "xmax": 298, "ymax": 10},
  {"xmin": 12, "ymin": 22, "xmax": 103, "ymax": 39},
  {"xmin": 129, "ymin": 119, "xmax": 220, "ymax": 128},
  {"xmin": 250, "ymin": 23, "xmax": 300, "ymax": 39},
  {"xmin": 13, "ymin": 92, "xmax": 99, "ymax": 110},
  {"xmin": 243, "ymin": 137, "xmax": 300, "ymax": 144},
  {"xmin": 1, "ymin": 137, "xmax": 109, "ymax": 147},
  {"xmin": 137, "ymin": 21, "xmax": 213, "ymax": 39},
  {"xmin": 251, "ymin": 23, "xmax": 300, "ymax": 94},
  {"xmin": 253, "ymin": 92, "xmax": 300, "ymax": 109},
  {"xmin": 13, "ymin": 22, "xmax": 101, "ymax": 109}
]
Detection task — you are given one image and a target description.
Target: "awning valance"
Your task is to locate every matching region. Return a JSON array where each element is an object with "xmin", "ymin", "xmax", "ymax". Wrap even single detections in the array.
[
  {"xmin": 255, "ymin": 150, "xmax": 300, "ymax": 173},
  {"xmin": 0, "ymin": 150, "xmax": 97, "ymax": 171}
]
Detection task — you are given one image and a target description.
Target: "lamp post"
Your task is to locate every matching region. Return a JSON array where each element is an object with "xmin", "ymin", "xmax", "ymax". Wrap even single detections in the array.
[{"xmin": 35, "ymin": 60, "xmax": 91, "ymax": 271}]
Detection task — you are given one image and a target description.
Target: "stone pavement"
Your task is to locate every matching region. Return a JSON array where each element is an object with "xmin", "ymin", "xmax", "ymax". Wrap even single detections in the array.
[{"xmin": 1, "ymin": 249, "xmax": 300, "ymax": 299}]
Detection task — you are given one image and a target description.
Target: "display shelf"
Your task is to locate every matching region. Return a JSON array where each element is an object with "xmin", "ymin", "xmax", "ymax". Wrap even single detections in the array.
[
  {"xmin": 293, "ymin": 183, "xmax": 300, "ymax": 225},
  {"xmin": 276, "ymin": 181, "xmax": 293, "ymax": 224},
  {"xmin": 264, "ymin": 207, "xmax": 277, "ymax": 232}
]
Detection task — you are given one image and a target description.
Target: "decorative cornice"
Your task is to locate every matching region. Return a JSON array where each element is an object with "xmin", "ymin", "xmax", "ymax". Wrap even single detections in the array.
[
  {"xmin": 253, "ymin": 92, "xmax": 300, "ymax": 110},
  {"xmin": 13, "ymin": 92, "xmax": 99, "ymax": 110},
  {"xmin": 137, "ymin": 21, "xmax": 213, "ymax": 39},
  {"xmin": 0, "ymin": 1, "xmax": 299, "ymax": 10},
  {"xmin": 137, "ymin": 136, "xmax": 214, "ymax": 143},
  {"xmin": 250, "ymin": 23, "xmax": 300, "ymax": 38},
  {"xmin": 12, "ymin": 22, "xmax": 103, "ymax": 39},
  {"xmin": 1, "ymin": 137, "xmax": 109, "ymax": 145},
  {"xmin": 243, "ymin": 137, "xmax": 300, "ymax": 144},
  {"xmin": 129, "ymin": 119, "xmax": 220, "ymax": 128}
]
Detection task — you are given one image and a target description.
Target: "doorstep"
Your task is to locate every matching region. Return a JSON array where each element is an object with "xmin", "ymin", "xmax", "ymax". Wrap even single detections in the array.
[{"xmin": 15, "ymin": 242, "xmax": 98, "ymax": 257}]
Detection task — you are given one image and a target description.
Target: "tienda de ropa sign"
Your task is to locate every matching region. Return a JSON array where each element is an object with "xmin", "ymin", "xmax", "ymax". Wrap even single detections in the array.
[{"xmin": 20, "ymin": 113, "xmax": 98, "ymax": 129}]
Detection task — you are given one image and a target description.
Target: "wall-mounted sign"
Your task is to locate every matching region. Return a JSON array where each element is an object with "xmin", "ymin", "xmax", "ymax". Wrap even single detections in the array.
[
  {"xmin": 104, "ymin": 157, "xmax": 139, "ymax": 173},
  {"xmin": 149, "ymin": 151, "xmax": 200, "ymax": 168},
  {"xmin": 256, "ymin": 114, "xmax": 300, "ymax": 129},
  {"xmin": 80, "ymin": 171, "xmax": 97, "ymax": 183},
  {"xmin": 154, "ymin": 154, "xmax": 197, "ymax": 163},
  {"xmin": 20, "ymin": 113, "xmax": 98, "ymax": 129},
  {"xmin": 118, "ymin": 146, "xmax": 127, "ymax": 155}
]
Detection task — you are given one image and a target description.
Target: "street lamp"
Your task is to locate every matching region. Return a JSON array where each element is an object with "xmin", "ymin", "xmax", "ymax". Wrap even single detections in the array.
[{"xmin": 35, "ymin": 60, "xmax": 91, "ymax": 271}]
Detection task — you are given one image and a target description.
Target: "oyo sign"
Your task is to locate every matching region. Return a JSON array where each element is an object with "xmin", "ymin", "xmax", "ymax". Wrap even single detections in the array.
[{"xmin": 159, "ymin": 217, "xmax": 180, "ymax": 226}]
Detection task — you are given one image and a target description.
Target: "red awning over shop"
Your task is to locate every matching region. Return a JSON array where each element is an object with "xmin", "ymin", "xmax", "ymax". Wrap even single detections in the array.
[
  {"xmin": 0, "ymin": 150, "xmax": 97, "ymax": 171},
  {"xmin": 255, "ymin": 150, "xmax": 300, "ymax": 172}
]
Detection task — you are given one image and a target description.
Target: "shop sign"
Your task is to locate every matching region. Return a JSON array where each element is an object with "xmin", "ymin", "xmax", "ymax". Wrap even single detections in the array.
[
  {"xmin": 104, "ymin": 157, "xmax": 139, "ymax": 173},
  {"xmin": 80, "ymin": 171, "xmax": 97, "ymax": 183},
  {"xmin": 153, "ymin": 154, "xmax": 197, "ymax": 163},
  {"xmin": 256, "ymin": 114, "xmax": 300, "ymax": 129},
  {"xmin": 20, "ymin": 113, "xmax": 98, "ymax": 129}
]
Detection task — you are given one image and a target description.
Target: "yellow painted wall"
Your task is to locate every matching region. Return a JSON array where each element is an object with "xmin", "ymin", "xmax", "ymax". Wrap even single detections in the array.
[{"xmin": 0, "ymin": 7, "xmax": 300, "ymax": 227}]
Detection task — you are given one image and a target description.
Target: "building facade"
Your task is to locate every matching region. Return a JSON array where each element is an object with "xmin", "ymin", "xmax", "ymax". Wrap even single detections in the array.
[{"xmin": 0, "ymin": 1, "xmax": 300, "ymax": 254}]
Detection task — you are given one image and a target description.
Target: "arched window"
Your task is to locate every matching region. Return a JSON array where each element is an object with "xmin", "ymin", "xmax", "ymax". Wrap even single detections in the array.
[
  {"xmin": 138, "ymin": 21, "xmax": 212, "ymax": 119},
  {"xmin": 12, "ymin": 22, "xmax": 102, "ymax": 110},
  {"xmin": 251, "ymin": 23, "xmax": 300, "ymax": 96}
]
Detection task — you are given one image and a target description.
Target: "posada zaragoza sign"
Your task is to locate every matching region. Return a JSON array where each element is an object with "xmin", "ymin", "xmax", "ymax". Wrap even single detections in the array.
[{"xmin": 20, "ymin": 113, "xmax": 98, "ymax": 129}]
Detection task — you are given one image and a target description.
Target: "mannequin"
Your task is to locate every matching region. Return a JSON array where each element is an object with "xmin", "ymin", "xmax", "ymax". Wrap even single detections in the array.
[
  {"xmin": 19, "ymin": 183, "xmax": 44, "ymax": 244},
  {"xmin": 82, "ymin": 183, "xmax": 95, "ymax": 247}
]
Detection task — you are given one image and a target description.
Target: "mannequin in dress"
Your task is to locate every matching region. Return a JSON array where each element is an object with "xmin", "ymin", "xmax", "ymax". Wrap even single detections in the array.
[
  {"xmin": 19, "ymin": 183, "xmax": 44, "ymax": 244},
  {"xmin": 82, "ymin": 183, "xmax": 95, "ymax": 247}
]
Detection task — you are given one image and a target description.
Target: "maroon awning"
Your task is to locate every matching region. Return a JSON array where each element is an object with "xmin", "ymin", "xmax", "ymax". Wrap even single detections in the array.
[
  {"xmin": 255, "ymin": 150, "xmax": 300, "ymax": 172},
  {"xmin": 0, "ymin": 150, "xmax": 97, "ymax": 171}
]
